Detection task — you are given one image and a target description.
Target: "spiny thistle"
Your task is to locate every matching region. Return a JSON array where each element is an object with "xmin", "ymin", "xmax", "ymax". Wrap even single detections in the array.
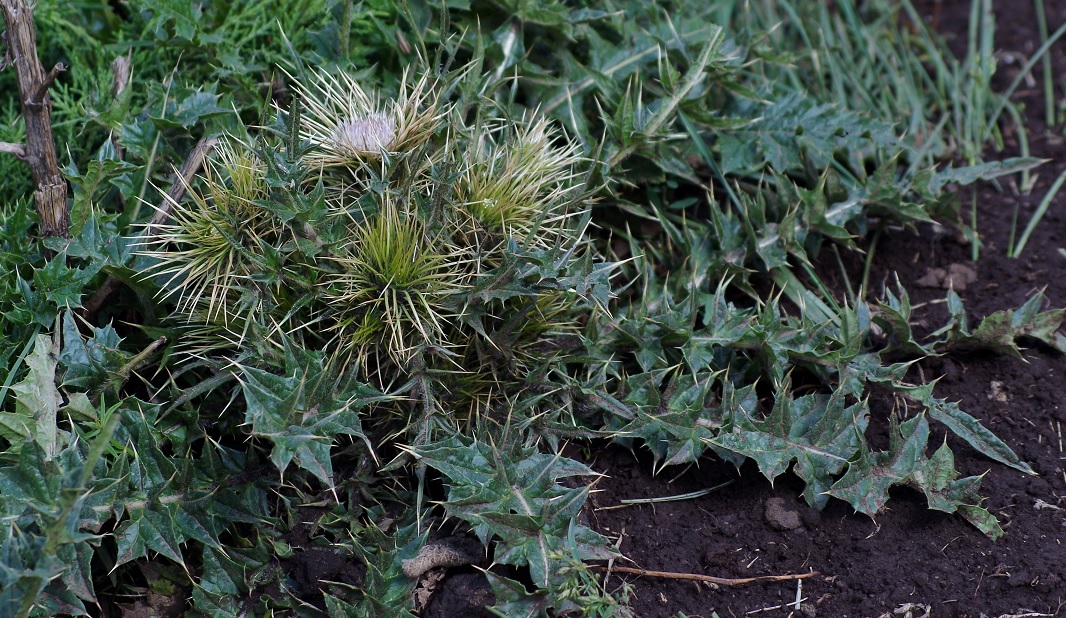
[
  {"xmin": 323, "ymin": 202, "xmax": 467, "ymax": 364},
  {"xmin": 142, "ymin": 66, "xmax": 616, "ymax": 439},
  {"xmin": 140, "ymin": 139, "xmax": 274, "ymax": 329},
  {"xmin": 292, "ymin": 67, "xmax": 442, "ymax": 169},
  {"xmin": 456, "ymin": 114, "xmax": 585, "ymax": 250}
]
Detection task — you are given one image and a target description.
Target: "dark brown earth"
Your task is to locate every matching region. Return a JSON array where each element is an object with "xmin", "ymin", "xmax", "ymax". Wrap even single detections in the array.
[{"xmin": 580, "ymin": 2, "xmax": 1066, "ymax": 617}]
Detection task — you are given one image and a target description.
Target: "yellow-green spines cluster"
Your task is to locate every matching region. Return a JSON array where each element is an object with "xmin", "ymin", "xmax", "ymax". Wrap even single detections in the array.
[
  {"xmin": 324, "ymin": 203, "xmax": 466, "ymax": 363},
  {"xmin": 458, "ymin": 115, "xmax": 584, "ymax": 250},
  {"xmin": 145, "ymin": 139, "xmax": 275, "ymax": 331}
]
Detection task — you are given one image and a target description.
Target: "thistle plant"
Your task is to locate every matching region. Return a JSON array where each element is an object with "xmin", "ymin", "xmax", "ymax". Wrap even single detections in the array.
[
  {"xmin": 134, "ymin": 63, "xmax": 621, "ymax": 615},
  {"xmin": 141, "ymin": 64, "xmax": 612, "ymax": 434}
]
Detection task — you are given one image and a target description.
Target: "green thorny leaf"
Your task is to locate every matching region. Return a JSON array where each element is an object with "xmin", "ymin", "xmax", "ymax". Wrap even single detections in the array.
[
  {"xmin": 111, "ymin": 403, "xmax": 270, "ymax": 571},
  {"xmin": 880, "ymin": 380, "xmax": 1034, "ymax": 476},
  {"xmin": 348, "ymin": 521, "xmax": 423, "ymax": 618},
  {"xmin": 711, "ymin": 377, "xmax": 868, "ymax": 510},
  {"xmin": 140, "ymin": 0, "xmax": 205, "ymax": 42},
  {"xmin": 0, "ymin": 406, "xmax": 126, "ymax": 615},
  {"xmin": 32, "ymin": 253, "xmax": 97, "ymax": 312},
  {"xmin": 486, "ymin": 570, "xmax": 551, "ymax": 618},
  {"xmin": 0, "ymin": 443, "xmax": 93, "ymax": 616},
  {"xmin": 1, "ymin": 335, "xmax": 65, "ymax": 459},
  {"xmin": 239, "ymin": 347, "xmax": 388, "ymax": 487},
  {"xmin": 872, "ymin": 280, "xmax": 935, "ymax": 357},
  {"xmin": 619, "ymin": 369, "xmax": 737, "ymax": 470},
  {"xmin": 416, "ymin": 434, "xmax": 614, "ymax": 589},
  {"xmin": 596, "ymin": 256, "xmax": 1031, "ymax": 536},
  {"xmin": 827, "ymin": 414, "xmax": 1003, "ymax": 539},
  {"xmin": 936, "ymin": 289, "xmax": 1066, "ymax": 357},
  {"xmin": 716, "ymin": 92, "xmax": 899, "ymax": 176},
  {"xmin": 191, "ymin": 541, "xmax": 272, "ymax": 616},
  {"xmin": 57, "ymin": 311, "xmax": 132, "ymax": 395}
]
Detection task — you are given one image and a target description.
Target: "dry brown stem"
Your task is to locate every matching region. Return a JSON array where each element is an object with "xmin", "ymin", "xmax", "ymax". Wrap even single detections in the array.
[
  {"xmin": 142, "ymin": 134, "xmax": 219, "ymax": 240},
  {"xmin": 109, "ymin": 55, "xmax": 131, "ymax": 162},
  {"xmin": 0, "ymin": 141, "xmax": 26, "ymax": 158},
  {"xmin": 591, "ymin": 564, "xmax": 818, "ymax": 587},
  {"xmin": 1, "ymin": 0, "xmax": 69, "ymax": 240}
]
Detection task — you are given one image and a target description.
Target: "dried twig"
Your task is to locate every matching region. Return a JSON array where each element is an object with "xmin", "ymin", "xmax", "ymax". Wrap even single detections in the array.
[
  {"xmin": 144, "ymin": 134, "xmax": 220, "ymax": 236},
  {"xmin": 29, "ymin": 61, "xmax": 64, "ymax": 105},
  {"xmin": 591, "ymin": 564, "xmax": 818, "ymax": 587},
  {"xmin": 0, "ymin": 141, "xmax": 26, "ymax": 158},
  {"xmin": 109, "ymin": 55, "xmax": 131, "ymax": 162},
  {"xmin": 111, "ymin": 54, "xmax": 131, "ymax": 98},
  {"xmin": 1, "ymin": 0, "xmax": 69, "ymax": 241}
]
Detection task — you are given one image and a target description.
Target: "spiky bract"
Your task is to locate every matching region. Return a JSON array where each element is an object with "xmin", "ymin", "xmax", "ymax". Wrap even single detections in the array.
[
  {"xmin": 293, "ymin": 68, "xmax": 442, "ymax": 169},
  {"xmin": 324, "ymin": 203, "xmax": 466, "ymax": 364},
  {"xmin": 141, "ymin": 139, "xmax": 274, "ymax": 330},
  {"xmin": 457, "ymin": 114, "xmax": 585, "ymax": 250}
]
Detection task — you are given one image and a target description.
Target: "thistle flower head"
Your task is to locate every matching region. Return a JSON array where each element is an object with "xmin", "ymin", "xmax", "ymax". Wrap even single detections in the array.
[
  {"xmin": 332, "ymin": 113, "xmax": 397, "ymax": 155},
  {"xmin": 457, "ymin": 113, "xmax": 585, "ymax": 249},
  {"xmin": 291, "ymin": 68, "xmax": 442, "ymax": 169},
  {"xmin": 323, "ymin": 202, "xmax": 466, "ymax": 365},
  {"xmin": 139, "ymin": 137, "xmax": 275, "ymax": 332}
]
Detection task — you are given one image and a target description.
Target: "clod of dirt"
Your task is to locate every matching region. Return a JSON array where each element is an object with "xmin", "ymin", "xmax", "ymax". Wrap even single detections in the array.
[
  {"xmin": 914, "ymin": 263, "xmax": 977, "ymax": 290},
  {"xmin": 1026, "ymin": 478, "xmax": 1050, "ymax": 496},
  {"xmin": 1009, "ymin": 569, "xmax": 1033, "ymax": 587},
  {"xmin": 402, "ymin": 536, "xmax": 483, "ymax": 578},
  {"xmin": 764, "ymin": 497, "xmax": 803, "ymax": 531},
  {"xmin": 421, "ymin": 571, "xmax": 496, "ymax": 618}
]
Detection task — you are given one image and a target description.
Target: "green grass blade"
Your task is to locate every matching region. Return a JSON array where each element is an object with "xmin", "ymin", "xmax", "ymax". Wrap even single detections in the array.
[{"xmin": 1011, "ymin": 169, "xmax": 1066, "ymax": 258}]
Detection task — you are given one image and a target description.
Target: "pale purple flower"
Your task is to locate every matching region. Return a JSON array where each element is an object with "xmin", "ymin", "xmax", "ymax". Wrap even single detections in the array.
[{"xmin": 332, "ymin": 113, "xmax": 398, "ymax": 155}]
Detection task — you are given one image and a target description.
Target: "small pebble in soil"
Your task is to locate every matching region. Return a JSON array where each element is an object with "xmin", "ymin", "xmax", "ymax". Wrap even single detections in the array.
[
  {"xmin": 764, "ymin": 497, "xmax": 803, "ymax": 531},
  {"xmin": 714, "ymin": 515, "xmax": 738, "ymax": 537},
  {"xmin": 915, "ymin": 263, "xmax": 977, "ymax": 290},
  {"xmin": 987, "ymin": 380, "xmax": 1009, "ymax": 402}
]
